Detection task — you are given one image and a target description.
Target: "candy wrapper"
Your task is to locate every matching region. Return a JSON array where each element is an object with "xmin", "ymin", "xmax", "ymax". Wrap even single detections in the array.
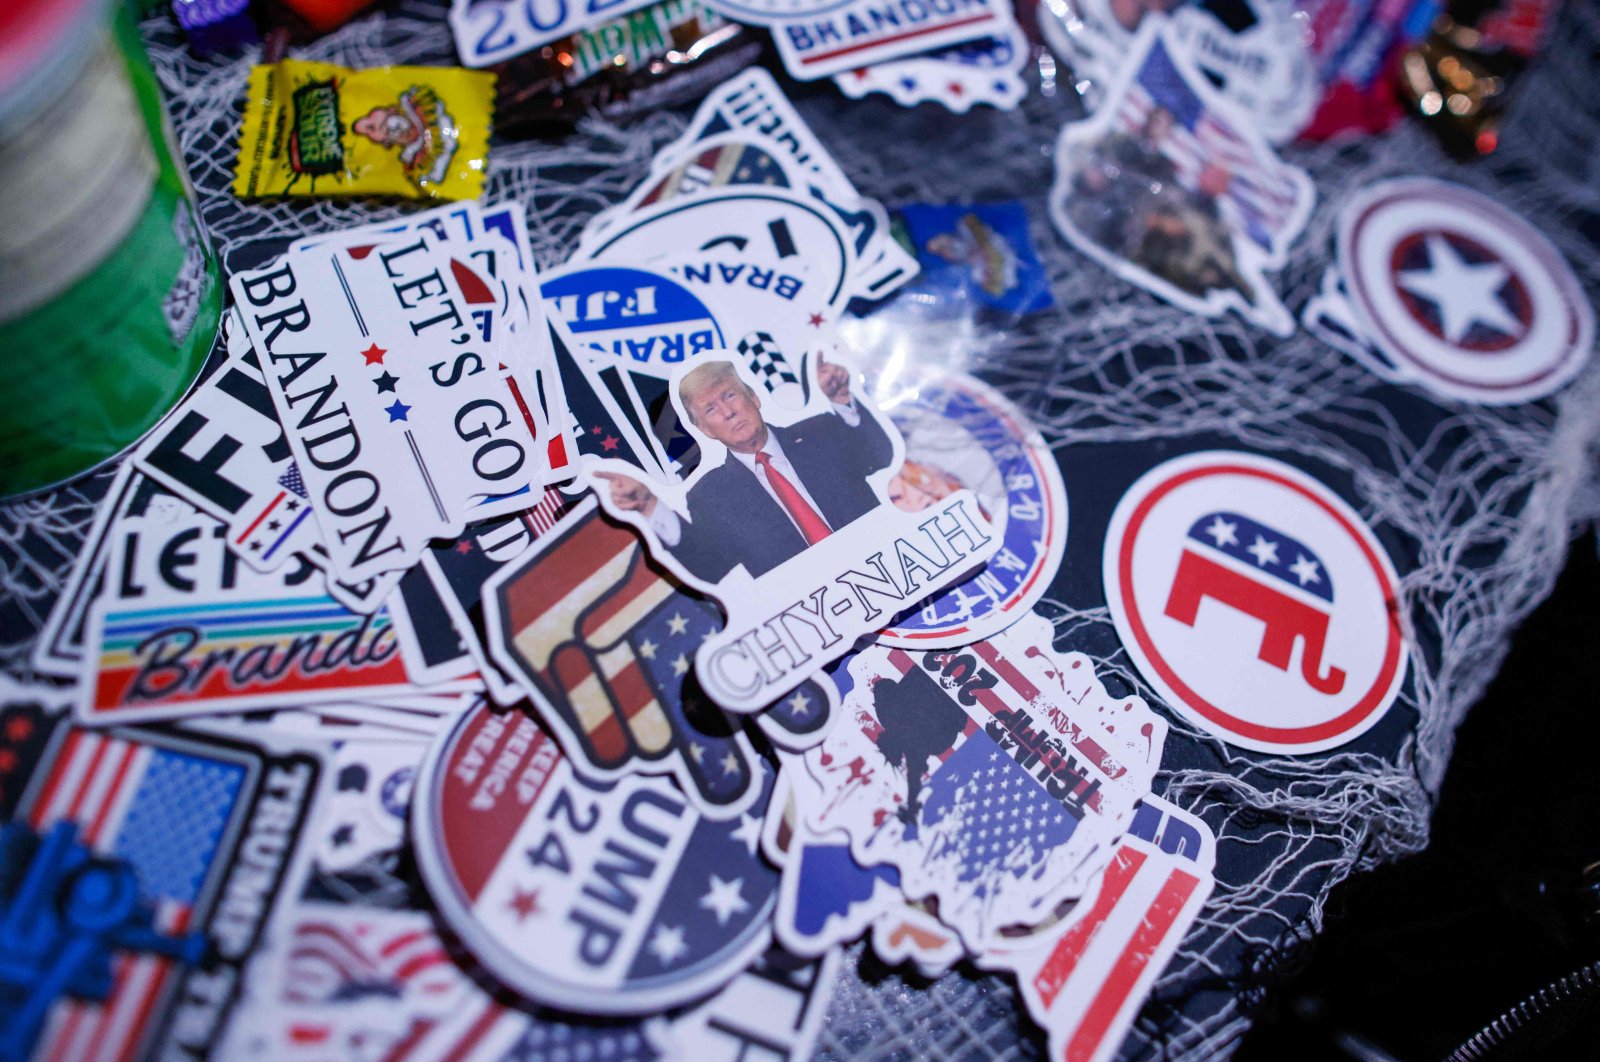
[
  {"xmin": 489, "ymin": 0, "xmax": 762, "ymax": 134},
  {"xmin": 233, "ymin": 59, "xmax": 494, "ymax": 201}
]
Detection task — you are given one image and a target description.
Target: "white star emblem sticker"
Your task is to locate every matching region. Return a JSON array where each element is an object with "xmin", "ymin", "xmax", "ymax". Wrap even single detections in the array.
[
  {"xmin": 785, "ymin": 690, "xmax": 812, "ymax": 717},
  {"xmin": 671, "ymin": 654, "xmax": 689, "ymax": 677},
  {"xmin": 1397, "ymin": 233, "xmax": 1525, "ymax": 344},
  {"xmin": 646, "ymin": 924, "xmax": 688, "ymax": 965},
  {"xmin": 1246, "ymin": 535, "xmax": 1279, "ymax": 567},
  {"xmin": 667, "ymin": 612, "xmax": 689, "ymax": 636},
  {"xmin": 1289, "ymin": 554, "xmax": 1322, "ymax": 586},
  {"xmin": 721, "ymin": 751, "xmax": 741, "ymax": 777},
  {"xmin": 699, "ymin": 875, "xmax": 749, "ymax": 925},
  {"xmin": 1205, "ymin": 515, "xmax": 1239, "ymax": 548},
  {"xmin": 637, "ymin": 638, "xmax": 657, "ymax": 661}
]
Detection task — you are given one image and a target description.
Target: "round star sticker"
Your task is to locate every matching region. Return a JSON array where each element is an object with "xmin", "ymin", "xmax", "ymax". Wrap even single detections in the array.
[{"xmin": 1337, "ymin": 178, "xmax": 1593, "ymax": 404}]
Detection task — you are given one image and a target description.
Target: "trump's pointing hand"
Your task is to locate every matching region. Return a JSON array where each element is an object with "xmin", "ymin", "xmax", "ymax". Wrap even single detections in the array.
[
  {"xmin": 816, "ymin": 352, "xmax": 852, "ymax": 406},
  {"xmin": 594, "ymin": 470, "xmax": 658, "ymax": 517}
]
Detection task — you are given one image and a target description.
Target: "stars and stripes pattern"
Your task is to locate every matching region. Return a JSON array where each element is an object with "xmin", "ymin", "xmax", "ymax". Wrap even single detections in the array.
[
  {"xmin": 1118, "ymin": 37, "xmax": 1303, "ymax": 250},
  {"xmin": 919, "ymin": 736, "xmax": 1080, "ymax": 884},
  {"xmin": 284, "ymin": 917, "xmax": 460, "ymax": 1007},
  {"xmin": 630, "ymin": 596, "xmax": 753, "ymax": 807},
  {"xmin": 23, "ymin": 729, "xmax": 245, "ymax": 1062},
  {"xmin": 622, "ymin": 773, "xmax": 779, "ymax": 981},
  {"xmin": 524, "ymin": 486, "xmax": 573, "ymax": 538},
  {"xmin": 1186, "ymin": 511, "xmax": 1333, "ymax": 603},
  {"xmin": 500, "ymin": 506, "xmax": 760, "ymax": 809},
  {"xmin": 236, "ymin": 463, "xmax": 315, "ymax": 562},
  {"xmin": 638, "ymin": 144, "xmax": 789, "ymax": 208}
]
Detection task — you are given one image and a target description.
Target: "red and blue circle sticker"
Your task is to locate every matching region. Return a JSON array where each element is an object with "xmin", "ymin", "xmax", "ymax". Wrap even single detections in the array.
[
  {"xmin": 1103, "ymin": 451, "xmax": 1408, "ymax": 755},
  {"xmin": 412, "ymin": 702, "xmax": 777, "ymax": 1014}
]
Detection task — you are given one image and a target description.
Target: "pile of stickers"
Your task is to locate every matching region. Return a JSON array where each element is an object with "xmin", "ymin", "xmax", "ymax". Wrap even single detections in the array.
[
  {"xmin": 1046, "ymin": 10, "xmax": 1595, "ymax": 407},
  {"xmin": 14, "ymin": 68, "xmax": 1216, "ymax": 1062},
  {"xmin": 451, "ymin": 0, "xmax": 1031, "ymax": 113}
]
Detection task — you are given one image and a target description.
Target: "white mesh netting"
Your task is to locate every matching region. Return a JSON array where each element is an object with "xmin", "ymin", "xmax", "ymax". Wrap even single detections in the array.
[{"xmin": 4, "ymin": 0, "xmax": 1600, "ymax": 1057}]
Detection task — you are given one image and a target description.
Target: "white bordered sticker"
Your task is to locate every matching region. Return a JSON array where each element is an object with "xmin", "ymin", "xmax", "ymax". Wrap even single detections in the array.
[{"xmin": 1102, "ymin": 450, "xmax": 1408, "ymax": 755}]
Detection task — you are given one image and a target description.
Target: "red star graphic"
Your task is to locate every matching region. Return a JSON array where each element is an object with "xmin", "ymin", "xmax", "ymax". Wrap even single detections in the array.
[
  {"xmin": 601, "ymin": 434, "xmax": 620, "ymax": 452},
  {"xmin": 808, "ymin": 313, "xmax": 825, "ymax": 328},
  {"xmin": 4, "ymin": 716, "xmax": 32, "ymax": 742},
  {"xmin": 948, "ymin": 82, "xmax": 964, "ymax": 96},
  {"xmin": 455, "ymin": 541, "xmax": 474, "ymax": 554},
  {"xmin": 361, "ymin": 343, "xmax": 387, "ymax": 366},
  {"xmin": 508, "ymin": 887, "xmax": 542, "ymax": 921},
  {"xmin": 853, "ymin": 69, "xmax": 870, "ymax": 80}
]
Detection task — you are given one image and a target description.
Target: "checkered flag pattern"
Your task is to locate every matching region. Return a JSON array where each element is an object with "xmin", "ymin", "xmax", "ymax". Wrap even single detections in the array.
[{"xmin": 736, "ymin": 332, "xmax": 800, "ymax": 394}]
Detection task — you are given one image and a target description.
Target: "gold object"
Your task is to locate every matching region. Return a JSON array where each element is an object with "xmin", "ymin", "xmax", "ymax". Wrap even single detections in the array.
[{"xmin": 1398, "ymin": 13, "xmax": 1522, "ymax": 157}]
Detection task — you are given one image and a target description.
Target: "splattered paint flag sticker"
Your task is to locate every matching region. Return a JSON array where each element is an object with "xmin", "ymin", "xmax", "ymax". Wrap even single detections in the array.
[{"xmin": 1103, "ymin": 450, "xmax": 1408, "ymax": 755}]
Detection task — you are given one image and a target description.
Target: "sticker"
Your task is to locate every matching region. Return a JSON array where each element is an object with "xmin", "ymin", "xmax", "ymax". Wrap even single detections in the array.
[
  {"xmin": 543, "ymin": 263, "xmax": 727, "ymax": 380},
  {"xmin": 1048, "ymin": 21, "xmax": 1314, "ymax": 336},
  {"xmin": 766, "ymin": 0, "xmax": 1016, "ymax": 81},
  {"xmin": 892, "ymin": 200, "xmax": 1054, "ymax": 317},
  {"xmin": 1046, "ymin": 0, "xmax": 1316, "ymax": 144},
  {"xmin": 368, "ymin": 992, "xmax": 666, "ymax": 1062},
  {"xmin": 585, "ymin": 70, "xmax": 918, "ymax": 299},
  {"xmin": 77, "ymin": 506, "xmax": 430, "ymax": 725},
  {"xmin": 0, "ymin": 705, "xmax": 320, "ymax": 1062},
  {"xmin": 31, "ymin": 466, "xmax": 158, "ymax": 678},
  {"xmin": 411, "ymin": 702, "xmax": 777, "ymax": 1014},
  {"xmin": 774, "ymin": 822, "xmax": 901, "ymax": 959},
  {"xmin": 833, "ymin": 27, "xmax": 1029, "ymax": 114},
  {"xmin": 420, "ymin": 487, "xmax": 578, "ymax": 706},
  {"xmin": 1303, "ymin": 178, "xmax": 1594, "ymax": 405},
  {"xmin": 580, "ymin": 189, "xmax": 858, "ymax": 311},
  {"xmin": 979, "ymin": 795, "xmax": 1216, "ymax": 1062},
  {"xmin": 228, "ymin": 907, "xmax": 474, "ymax": 1062},
  {"xmin": 231, "ymin": 233, "xmax": 544, "ymax": 582},
  {"xmin": 583, "ymin": 352, "xmax": 998, "ymax": 711},
  {"xmin": 875, "ymin": 371, "xmax": 1068, "ymax": 647},
  {"xmin": 795, "ymin": 628, "xmax": 1158, "ymax": 948},
  {"xmin": 482, "ymin": 496, "xmax": 837, "ymax": 816},
  {"xmin": 314, "ymin": 740, "xmax": 422, "ymax": 874},
  {"xmin": 133, "ymin": 311, "xmax": 321, "ymax": 571},
  {"xmin": 450, "ymin": 0, "xmax": 660, "ymax": 67},
  {"xmin": 1103, "ymin": 450, "xmax": 1407, "ymax": 754},
  {"xmin": 388, "ymin": 564, "xmax": 479, "ymax": 686}
]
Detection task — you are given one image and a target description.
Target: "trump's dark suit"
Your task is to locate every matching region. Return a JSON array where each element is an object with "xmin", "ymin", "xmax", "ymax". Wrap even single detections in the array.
[{"xmin": 669, "ymin": 407, "xmax": 894, "ymax": 582}]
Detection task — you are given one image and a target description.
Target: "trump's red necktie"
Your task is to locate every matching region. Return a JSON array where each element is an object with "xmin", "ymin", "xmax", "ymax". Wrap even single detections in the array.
[{"xmin": 755, "ymin": 451, "xmax": 831, "ymax": 544}]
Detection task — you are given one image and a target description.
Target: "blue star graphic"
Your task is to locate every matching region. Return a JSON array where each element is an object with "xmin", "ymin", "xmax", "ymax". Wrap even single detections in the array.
[{"xmin": 385, "ymin": 399, "xmax": 412, "ymax": 422}]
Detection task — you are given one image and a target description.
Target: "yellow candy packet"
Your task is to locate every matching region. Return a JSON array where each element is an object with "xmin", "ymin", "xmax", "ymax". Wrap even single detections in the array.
[{"xmin": 233, "ymin": 59, "xmax": 494, "ymax": 201}]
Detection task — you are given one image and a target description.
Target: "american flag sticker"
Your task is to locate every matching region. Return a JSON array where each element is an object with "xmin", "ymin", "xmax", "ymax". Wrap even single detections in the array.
[
  {"xmin": 981, "ymin": 796, "xmax": 1216, "ymax": 1062},
  {"xmin": 795, "ymin": 634, "xmax": 1149, "ymax": 950},
  {"xmin": 1048, "ymin": 19, "xmax": 1314, "ymax": 336},
  {"xmin": 484, "ymin": 497, "xmax": 835, "ymax": 816},
  {"xmin": 0, "ymin": 706, "xmax": 320, "ymax": 1062}
]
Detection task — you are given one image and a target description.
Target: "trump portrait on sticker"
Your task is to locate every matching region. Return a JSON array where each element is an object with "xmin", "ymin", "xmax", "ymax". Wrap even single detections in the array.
[
  {"xmin": 582, "ymin": 350, "xmax": 998, "ymax": 713},
  {"xmin": 592, "ymin": 352, "xmax": 897, "ymax": 582}
]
